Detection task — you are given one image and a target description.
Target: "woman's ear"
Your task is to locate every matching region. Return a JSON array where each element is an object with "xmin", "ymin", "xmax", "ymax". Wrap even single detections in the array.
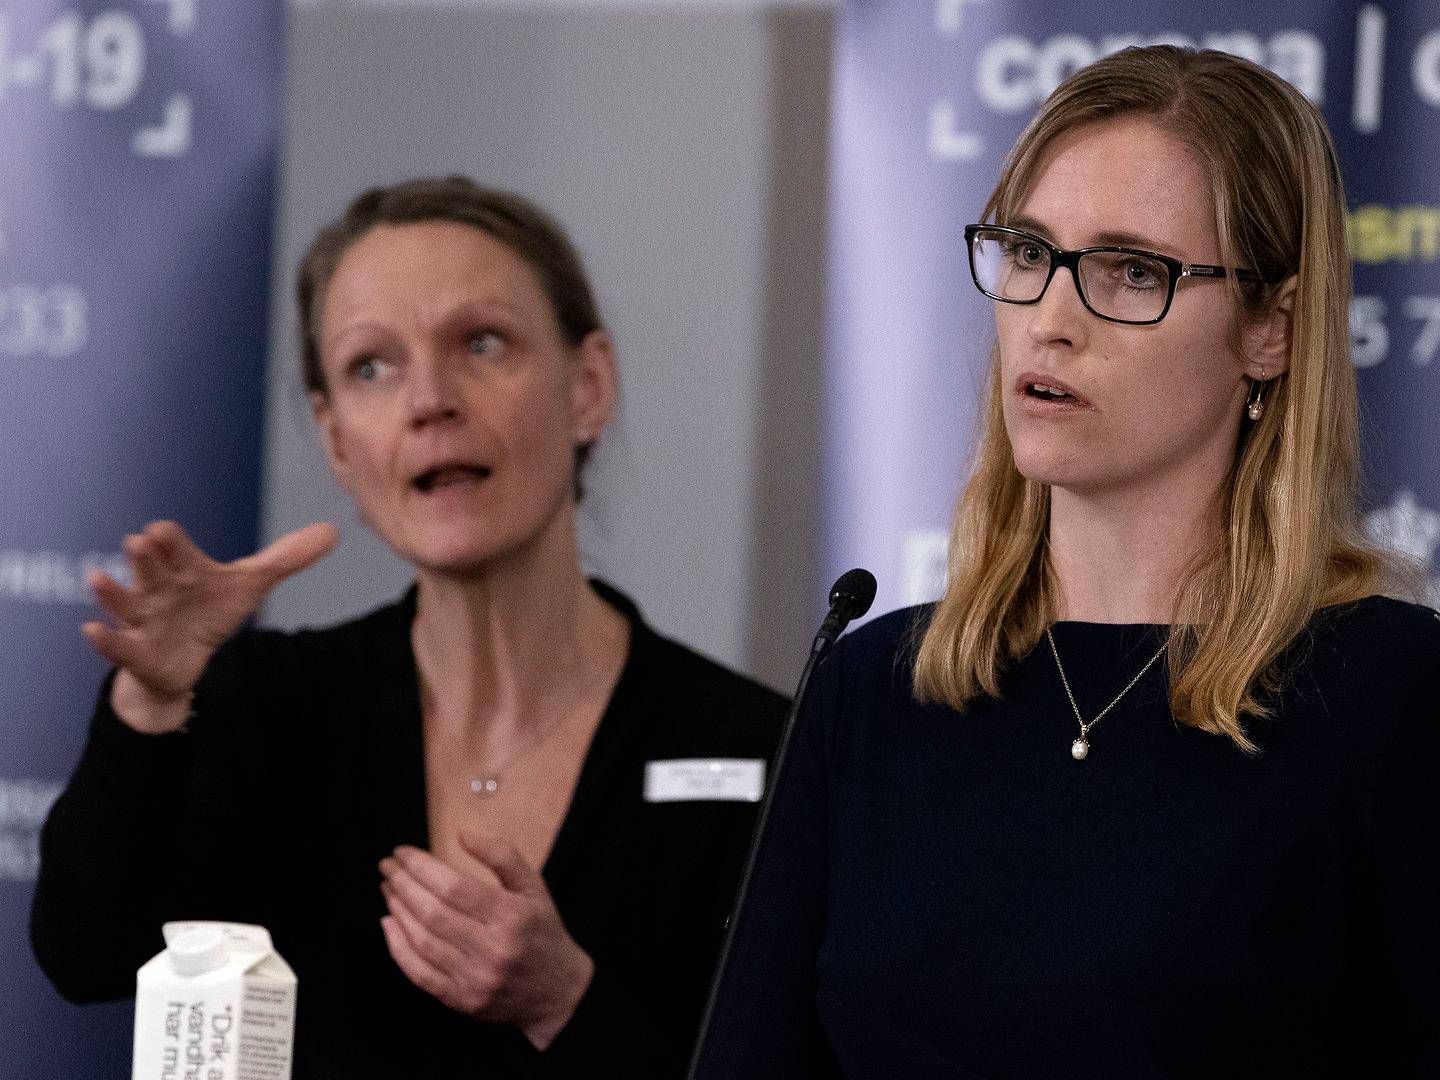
[
  {"xmin": 310, "ymin": 391, "xmax": 354, "ymax": 495},
  {"xmin": 569, "ymin": 329, "xmax": 619, "ymax": 444},
  {"xmin": 1242, "ymin": 275, "xmax": 1297, "ymax": 379}
]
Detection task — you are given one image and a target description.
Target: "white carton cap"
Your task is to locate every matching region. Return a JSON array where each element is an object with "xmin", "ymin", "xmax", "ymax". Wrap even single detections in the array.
[{"xmin": 167, "ymin": 926, "xmax": 231, "ymax": 977}]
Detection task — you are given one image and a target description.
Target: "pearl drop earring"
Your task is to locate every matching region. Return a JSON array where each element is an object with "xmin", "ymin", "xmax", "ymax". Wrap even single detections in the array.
[{"xmin": 1246, "ymin": 369, "xmax": 1267, "ymax": 422}]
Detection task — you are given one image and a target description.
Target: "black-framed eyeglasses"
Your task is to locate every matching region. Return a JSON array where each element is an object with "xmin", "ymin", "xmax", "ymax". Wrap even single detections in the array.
[{"xmin": 964, "ymin": 224, "xmax": 1265, "ymax": 326}]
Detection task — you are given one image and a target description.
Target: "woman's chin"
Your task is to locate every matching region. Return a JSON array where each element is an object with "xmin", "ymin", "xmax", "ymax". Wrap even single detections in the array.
[
  {"xmin": 383, "ymin": 531, "xmax": 511, "ymax": 578},
  {"xmin": 368, "ymin": 492, "xmax": 575, "ymax": 579},
  {"xmin": 1011, "ymin": 449, "xmax": 1097, "ymax": 492}
]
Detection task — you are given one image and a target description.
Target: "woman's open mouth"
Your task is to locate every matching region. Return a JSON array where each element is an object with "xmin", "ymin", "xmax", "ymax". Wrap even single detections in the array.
[
  {"xmin": 413, "ymin": 464, "xmax": 492, "ymax": 493},
  {"xmin": 1025, "ymin": 382, "xmax": 1077, "ymax": 402}
]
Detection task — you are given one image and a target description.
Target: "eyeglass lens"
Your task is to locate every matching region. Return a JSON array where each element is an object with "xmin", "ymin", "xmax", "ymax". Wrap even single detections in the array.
[{"xmin": 970, "ymin": 228, "xmax": 1172, "ymax": 323}]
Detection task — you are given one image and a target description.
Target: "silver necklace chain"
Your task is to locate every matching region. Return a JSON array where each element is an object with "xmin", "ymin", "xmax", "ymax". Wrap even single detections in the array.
[
  {"xmin": 1045, "ymin": 627, "xmax": 1167, "ymax": 761},
  {"xmin": 464, "ymin": 704, "xmax": 589, "ymax": 796}
]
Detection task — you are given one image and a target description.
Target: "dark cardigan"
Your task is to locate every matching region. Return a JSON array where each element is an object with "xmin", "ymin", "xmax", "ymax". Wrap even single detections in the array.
[{"xmin": 33, "ymin": 583, "xmax": 787, "ymax": 1078}]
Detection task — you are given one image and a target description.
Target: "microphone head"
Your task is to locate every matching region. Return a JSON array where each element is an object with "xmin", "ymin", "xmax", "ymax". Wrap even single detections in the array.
[{"xmin": 829, "ymin": 568, "xmax": 877, "ymax": 621}]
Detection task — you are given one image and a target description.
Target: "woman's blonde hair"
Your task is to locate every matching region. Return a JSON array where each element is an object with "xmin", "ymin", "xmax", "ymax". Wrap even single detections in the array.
[{"xmin": 913, "ymin": 45, "xmax": 1395, "ymax": 750}]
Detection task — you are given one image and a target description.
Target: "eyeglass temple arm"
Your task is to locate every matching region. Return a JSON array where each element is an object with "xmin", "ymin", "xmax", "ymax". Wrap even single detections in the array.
[{"xmin": 1182, "ymin": 263, "xmax": 1267, "ymax": 282}]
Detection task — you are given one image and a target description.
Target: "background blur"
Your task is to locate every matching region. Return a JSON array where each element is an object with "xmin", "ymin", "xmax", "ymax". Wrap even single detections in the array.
[{"xmin": 4, "ymin": 0, "xmax": 1436, "ymax": 1074}]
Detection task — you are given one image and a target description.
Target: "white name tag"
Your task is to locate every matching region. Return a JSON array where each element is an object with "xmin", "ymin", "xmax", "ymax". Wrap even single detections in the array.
[{"xmin": 643, "ymin": 758, "xmax": 766, "ymax": 803}]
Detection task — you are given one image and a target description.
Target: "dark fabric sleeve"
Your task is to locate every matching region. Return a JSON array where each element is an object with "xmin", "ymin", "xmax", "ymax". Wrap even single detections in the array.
[
  {"xmin": 537, "ymin": 963, "xmax": 669, "ymax": 1076},
  {"xmin": 1365, "ymin": 693, "xmax": 1440, "ymax": 1072},
  {"xmin": 29, "ymin": 671, "xmax": 199, "ymax": 1001},
  {"xmin": 30, "ymin": 631, "xmax": 284, "ymax": 1004},
  {"xmin": 691, "ymin": 643, "xmax": 844, "ymax": 1080}
]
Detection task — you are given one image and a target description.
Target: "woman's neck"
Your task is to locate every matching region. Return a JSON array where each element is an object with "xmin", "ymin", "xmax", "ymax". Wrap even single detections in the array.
[
  {"xmin": 409, "ymin": 512, "xmax": 630, "ymax": 745},
  {"xmin": 1048, "ymin": 479, "xmax": 1222, "ymax": 624}
]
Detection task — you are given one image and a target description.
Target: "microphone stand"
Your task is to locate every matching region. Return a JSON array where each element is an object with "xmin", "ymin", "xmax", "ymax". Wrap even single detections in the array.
[{"xmin": 684, "ymin": 569, "xmax": 876, "ymax": 1080}]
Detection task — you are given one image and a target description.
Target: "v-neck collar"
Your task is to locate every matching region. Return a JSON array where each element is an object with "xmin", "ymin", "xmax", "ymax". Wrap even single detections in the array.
[
  {"xmin": 366, "ymin": 580, "xmax": 654, "ymax": 883},
  {"xmin": 541, "ymin": 581, "xmax": 651, "ymax": 886}
]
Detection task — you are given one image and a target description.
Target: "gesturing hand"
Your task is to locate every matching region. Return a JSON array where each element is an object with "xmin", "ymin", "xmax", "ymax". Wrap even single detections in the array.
[
  {"xmin": 379, "ymin": 832, "xmax": 596, "ymax": 1051},
  {"xmin": 83, "ymin": 520, "xmax": 338, "ymax": 734}
]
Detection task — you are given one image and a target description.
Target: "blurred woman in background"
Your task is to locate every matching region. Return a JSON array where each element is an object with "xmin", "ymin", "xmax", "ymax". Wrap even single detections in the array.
[{"xmin": 34, "ymin": 178, "xmax": 786, "ymax": 1079}]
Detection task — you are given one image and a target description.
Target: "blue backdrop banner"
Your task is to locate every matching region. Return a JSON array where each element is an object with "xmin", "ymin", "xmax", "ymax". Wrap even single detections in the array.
[
  {"xmin": 823, "ymin": 0, "xmax": 1440, "ymax": 620},
  {"xmin": 0, "ymin": 2, "xmax": 283, "ymax": 1074}
]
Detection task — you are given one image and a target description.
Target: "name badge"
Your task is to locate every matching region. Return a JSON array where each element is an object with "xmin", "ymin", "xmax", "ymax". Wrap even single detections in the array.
[{"xmin": 643, "ymin": 758, "xmax": 765, "ymax": 803}]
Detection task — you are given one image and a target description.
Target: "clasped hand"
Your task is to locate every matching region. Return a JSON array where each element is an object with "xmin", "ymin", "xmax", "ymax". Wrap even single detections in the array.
[{"xmin": 379, "ymin": 831, "xmax": 594, "ymax": 1050}]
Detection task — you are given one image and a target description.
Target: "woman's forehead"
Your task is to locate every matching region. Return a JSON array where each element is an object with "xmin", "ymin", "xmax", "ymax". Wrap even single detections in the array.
[
  {"xmin": 1012, "ymin": 115, "xmax": 1217, "ymax": 257},
  {"xmin": 322, "ymin": 221, "xmax": 550, "ymax": 329},
  {"xmin": 334, "ymin": 221, "xmax": 538, "ymax": 291}
]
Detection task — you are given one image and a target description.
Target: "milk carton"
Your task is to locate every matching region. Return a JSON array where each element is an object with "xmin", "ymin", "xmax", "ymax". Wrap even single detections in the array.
[{"xmin": 133, "ymin": 922, "xmax": 296, "ymax": 1080}]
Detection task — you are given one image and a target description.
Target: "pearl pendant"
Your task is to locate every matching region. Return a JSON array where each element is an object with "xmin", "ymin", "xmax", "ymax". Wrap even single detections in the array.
[
  {"xmin": 470, "ymin": 777, "xmax": 500, "ymax": 795},
  {"xmin": 1070, "ymin": 737, "xmax": 1089, "ymax": 760},
  {"xmin": 1247, "ymin": 400, "xmax": 1264, "ymax": 421}
]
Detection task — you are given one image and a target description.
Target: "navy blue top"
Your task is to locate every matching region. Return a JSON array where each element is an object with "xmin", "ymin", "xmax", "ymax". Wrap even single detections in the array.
[{"xmin": 695, "ymin": 596, "xmax": 1440, "ymax": 1079}]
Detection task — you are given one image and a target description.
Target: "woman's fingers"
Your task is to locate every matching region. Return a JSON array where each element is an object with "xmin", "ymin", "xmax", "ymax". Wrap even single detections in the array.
[
  {"xmin": 389, "ymin": 845, "xmax": 506, "ymax": 916},
  {"xmin": 88, "ymin": 570, "xmax": 146, "ymax": 626},
  {"xmin": 110, "ymin": 521, "xmax": 335, "ymax": 610},
  {"xmin": 81, "ymin": 625, "xmax": 182, "ymax": 698},
  {"xmin": 80, "ymin": 621, "xmax": 121, "ymax": 666},
  {"xmin": 239, "ymin": 523, "xmax": 338, "ymax": 586},
  {"xmin": 458, "ymin": 831, "xmax": 542, "ymax": 897},
  {"xmin": 380, "ymin": 860, "xmax": 486, "ymax": 954},
  {"xmin": 380, "ymin": 914, "xmax": 455, "ymax": 1004},
  {"xmin": 142, "ymin": 520, "xmax": 204, "ymax": 575},
  {"xmin": 381, "ymin": 878, "xmax": 479, "ymax": 970},
  {"xmin": 122, "ymin": 533, "xmax": 168, "ymax": 592},
  {"xmin": 81, "ymin": 622, "xmax": 156, "ymax": 674}
]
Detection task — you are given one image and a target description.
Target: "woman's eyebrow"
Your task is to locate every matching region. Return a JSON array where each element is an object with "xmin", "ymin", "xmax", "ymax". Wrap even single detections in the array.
[
  {"xmin": 322, "ymin": 320, "xmax": 385, "ymax": 355},
  {"xmin": 1006, "ymin": 213, "xmax": 1055, "ymax": 240},
  {"xmin": 1007, "ymin": 214, "xmax": 1174, "ymax": 253},
  {"xmin": 1088, "ymin": 228, "xmax": 1173, "ymax": 251},
  {"xmin": 441, "ymin": 296, "xmax": 523, "ymax": 324}
]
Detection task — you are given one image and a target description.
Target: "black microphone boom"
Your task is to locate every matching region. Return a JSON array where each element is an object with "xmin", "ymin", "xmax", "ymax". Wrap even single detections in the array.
[{"xmin": 685, "ymin": 568, "xmax": 877, "ymax": 1080}]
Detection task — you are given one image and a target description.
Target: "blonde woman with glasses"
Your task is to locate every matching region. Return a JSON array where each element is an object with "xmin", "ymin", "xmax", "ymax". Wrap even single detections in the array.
[{"xmin": 694, "ymin": 45, "xmax": 1438, "ymax": 1078}]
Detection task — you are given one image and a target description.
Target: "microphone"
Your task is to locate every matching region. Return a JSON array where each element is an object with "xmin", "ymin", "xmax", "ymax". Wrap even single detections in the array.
[
  {"xmin": 685, "ymin": 569, "xmax": 877, "ymax": 1080},
  {"xmin": 814, "ymin": 567, "xmax": 878, "ymax": 655}
]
